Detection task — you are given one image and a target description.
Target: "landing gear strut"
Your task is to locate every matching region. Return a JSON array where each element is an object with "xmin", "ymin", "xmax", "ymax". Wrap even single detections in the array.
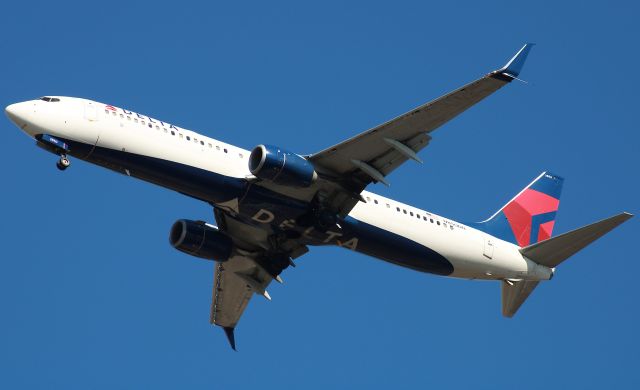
[{"xmin": 56, "ymin": 154, "xmax": 71, "ymax": 171}]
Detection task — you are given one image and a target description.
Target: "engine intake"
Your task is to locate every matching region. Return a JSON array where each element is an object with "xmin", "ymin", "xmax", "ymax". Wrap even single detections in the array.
[
  {"xmin": 169, "ymin": 219, "xmax": 233, "ymax": 261},
  {"xmin": 249, "ymin": 144, "xmax": 317, "ymax": 187}
]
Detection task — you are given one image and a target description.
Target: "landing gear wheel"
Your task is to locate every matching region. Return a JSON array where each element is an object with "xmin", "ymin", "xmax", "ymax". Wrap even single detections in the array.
[{"xmin": 57, "ymin": 155, "xmax": 70, "ymax": 171}]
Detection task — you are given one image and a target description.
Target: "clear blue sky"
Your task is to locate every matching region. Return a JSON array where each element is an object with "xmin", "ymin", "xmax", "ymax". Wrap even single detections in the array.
[{"xmin": 1, "ymin": 1, "xmax": 638, "ymax": 388}]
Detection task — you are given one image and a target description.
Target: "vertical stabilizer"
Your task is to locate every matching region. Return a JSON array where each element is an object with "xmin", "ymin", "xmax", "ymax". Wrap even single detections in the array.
[
  {"xmin": 501, "ymin": 280, "xmax": 540, "ymax": 317},
  {"xmin": 474, "ymin": 172, "xmax": 563, "ymax": 247}
]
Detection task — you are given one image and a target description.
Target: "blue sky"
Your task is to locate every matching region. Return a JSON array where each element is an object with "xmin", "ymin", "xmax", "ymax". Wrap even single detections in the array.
[{"xmin": 1, "ymin": 1, "xmax": 638, "ymax": 388}]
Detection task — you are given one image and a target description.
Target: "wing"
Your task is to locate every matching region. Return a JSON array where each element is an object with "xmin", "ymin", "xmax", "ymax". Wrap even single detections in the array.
[
  {"xmin": 208, "ymin": 208, "xmax": 307, "ymax": 350},
  {"xmin": 210, "ymin": 255, "xmax": 274, "ymax": 350},
  {"xmin": 310, "ymin": 44, "xmax": 534, "ymax": 190}
]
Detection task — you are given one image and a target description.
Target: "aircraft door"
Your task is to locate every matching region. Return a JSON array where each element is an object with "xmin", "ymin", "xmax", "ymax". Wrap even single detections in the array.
[
  {"xmin": 84, "ymin": 101, "xmax": 99, "ymax": 122},
  {"xmin": 73, "ymin": 100, "xmax": 101, "ymax": 155},
  {"xmin": 483, "ymin": 236, "xmax": 494, "ymax": 259}
]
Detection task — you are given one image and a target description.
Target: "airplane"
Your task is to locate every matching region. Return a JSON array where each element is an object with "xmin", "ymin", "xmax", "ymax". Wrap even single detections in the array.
[{"xmin": 5, "ymin": 44, "xmax": 632, "ymax": 350}]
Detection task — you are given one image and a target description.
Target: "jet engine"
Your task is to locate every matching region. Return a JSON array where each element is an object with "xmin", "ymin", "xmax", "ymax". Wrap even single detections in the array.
[
  {"xmin": 169, "ymin": 219, "xmax": 233, "ymax": 261},
  {"xmin": 248, "ymin": 144, "xmax": 317, "ymax": 187}
]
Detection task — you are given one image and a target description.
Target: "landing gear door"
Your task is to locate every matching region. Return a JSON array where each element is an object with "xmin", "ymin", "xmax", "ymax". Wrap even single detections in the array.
[{"xmin": 483, "ymin": 236, "xmax": 494, "ymax": 259}]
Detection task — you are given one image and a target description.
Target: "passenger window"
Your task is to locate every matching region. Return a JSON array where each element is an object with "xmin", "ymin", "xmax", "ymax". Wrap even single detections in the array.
[
  {"xmin": 104, "ymin": 109, "xmax": 109, "ymax": 114},
  {"xmin": 239, "ymin": 153, "xmax": 243, "ymax": 158},
  {"xmin": 416, "ymin": 214, "xmax": 420, "ymax": 219},
  {"xmin": 120, "ymin": 114, "xmax": 124, "ymax": 119},
  {"xmin": 403, "ymin": 210, "xmax": 407, "ymax": 214},
  {"xmin": 141, "ymin": 121, "xmax": 145, "ymax": 126},
  {"xmin": 112, "ymin": 111, "xmax": 116, "ymax": 116},
  {"xmin": 386, "ymin": 203, "xmax": 390, "ymax": 208},
  {"xmin": 186, "ymin": 136, "xmax": 191, "ymax": 141},
  {"xmin": 224, "ymin": 148, "xmax": 228, "ymax": 153},
  {"xmin": 171, "ymin": 131, "xmax": 175, "ymax": 136},
  {"xmin": 127, "ymin": 116, "xmax": 131, "ymax": 120},
  {"xmin": 437, "ymin": 221, "xmax": 440, "ymax": 225},
  {"xmin": 216, "ymin": 145, "xmax": 220, "ymax": 151},
  {"xmin": 179, "ymin": 134, "xmax": 184, "ymax": 139},
  {"xmin": 423, "ymin": 216, "xmax": 427, "ymax": 221},
  {"xmin": 148, "ymin": 124, "xmax": 152, "ymax": 128},
  {"xmin": 366, "ymin": 197, "xmax": 371, "ymax": 201},
  {"xmin": 374, "ymin": 199, "xmax": 378, "ymax": 204},
  {"xmin": 163, "ymin": 129, "xmax": 168, "ymax": 133},
  {"xmin": 155, "ymin": 125, "xmax": 159, "ymax": 130},
  {"xmin": 410, "ymin": 212, "xmax": 414, "ymax": 216},
  {"xmin": 396, "ymin": 207, "xmax": 400, "ymax": 212},
  {"xmin": 208, "ymin": 143, "xmax": 212, "ymax": 148},
  {"xmin": 134, "ymin": 118, "xmax": 138, "ymax": 123},
  {"xmin": 200, "ymin": 141, "xmax": 205, "ymax": 145},
  {"xmin": 430, "ymin": 219, "xmax": 434, "ymax": 223}
]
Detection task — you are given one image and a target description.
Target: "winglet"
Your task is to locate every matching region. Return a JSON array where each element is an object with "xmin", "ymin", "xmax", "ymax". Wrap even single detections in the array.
[
  {"xmin": 223, "ymin": 327, "xmax": 237, "ymax": 351},
  {"xmin": 498, "ymin": 43, "xmax": 535, "ymax": 78}
]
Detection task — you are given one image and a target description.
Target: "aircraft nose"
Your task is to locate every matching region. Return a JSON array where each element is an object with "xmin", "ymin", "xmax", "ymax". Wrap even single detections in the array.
[{"xmin": 5, "ymin": 102, "xmax": 28, "ymax": 128}]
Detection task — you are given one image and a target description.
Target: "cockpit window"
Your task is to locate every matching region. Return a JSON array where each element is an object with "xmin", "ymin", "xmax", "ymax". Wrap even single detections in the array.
[{"xmin": 39, "ymin": 97, "xmax": 60, "ymax": 102}]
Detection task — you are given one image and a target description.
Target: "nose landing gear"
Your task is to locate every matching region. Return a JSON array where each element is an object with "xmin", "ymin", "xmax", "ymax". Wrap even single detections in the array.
[{"xmin": 56, "ymin": 155, "xmax": 71, "ymax": 171}]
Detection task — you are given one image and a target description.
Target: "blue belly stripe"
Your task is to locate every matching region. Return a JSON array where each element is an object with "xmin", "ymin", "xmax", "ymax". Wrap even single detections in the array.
[
  {"xmin": 60, "ymin": 137, "xmax": 454, "ymax": 276},
  {"xmin": 341, "ymin": 217, "xmax": 454, "ymax": 275}
]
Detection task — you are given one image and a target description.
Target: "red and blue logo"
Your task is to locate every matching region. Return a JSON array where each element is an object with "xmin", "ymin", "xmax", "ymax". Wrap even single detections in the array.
[
  {"xmin": 473, "ymin": 172, "xmax": 563, "ymax": 247},
  {"xmin": 503, "ymin": 187, "xmax": 559, "ymax": 246}
]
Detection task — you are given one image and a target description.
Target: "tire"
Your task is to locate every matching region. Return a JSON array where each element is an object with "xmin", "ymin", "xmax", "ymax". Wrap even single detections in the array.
[{"xmin": 60, "ymin": 156, "xmax": 70, "ymax": 168}]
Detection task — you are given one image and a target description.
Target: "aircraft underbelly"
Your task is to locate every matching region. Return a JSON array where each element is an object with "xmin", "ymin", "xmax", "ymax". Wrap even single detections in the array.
[{"xmin": 340, "ymin": 217, "xmax": 454, "ymax": 275}]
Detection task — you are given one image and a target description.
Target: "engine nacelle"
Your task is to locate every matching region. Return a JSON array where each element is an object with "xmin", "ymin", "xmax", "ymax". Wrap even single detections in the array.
[
  {"xmin": 169, "ymin": 219, "xmax": 233, "ymax": 261},
  {"xmin": 249, "ymin": 144, "xmax": 317, "ymax": 187}
]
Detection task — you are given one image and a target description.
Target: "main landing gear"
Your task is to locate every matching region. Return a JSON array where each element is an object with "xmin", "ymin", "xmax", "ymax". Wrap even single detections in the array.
[{"xmin": 56, "ymin": 154, "xmax": 71, "ymax": 171}]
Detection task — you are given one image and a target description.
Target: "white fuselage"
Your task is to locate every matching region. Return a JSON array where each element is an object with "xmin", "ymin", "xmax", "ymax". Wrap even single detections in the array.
[{"xmin": 6, "ymin": 97, "xmax": 553, "ymax": 282}]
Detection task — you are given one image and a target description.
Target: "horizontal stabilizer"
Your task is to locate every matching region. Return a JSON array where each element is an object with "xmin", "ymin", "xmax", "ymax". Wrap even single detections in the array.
[
  {"xmin": 502, "ymin": 280, "xmax": 540, "ymax": 318},
  {"xmin": 520, "ymin": 212, "xmax": 633, "ymax": 268}
]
